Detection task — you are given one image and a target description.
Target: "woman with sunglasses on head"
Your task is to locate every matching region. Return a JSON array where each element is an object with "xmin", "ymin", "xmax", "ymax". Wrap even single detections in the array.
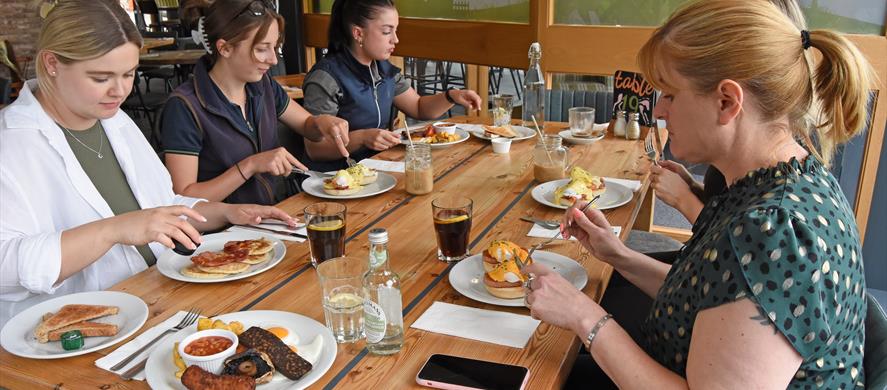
[
  {"xmin": 160, "ymin": 0, "xmax": 350, "ymax": 205},
  {"xmin": 523, "ymin": 1, "xmax": 874, "ymax": 388},
  {"xmin": 0, "ymin": 0, "xmax": 295, "ymax": 327},
  {"xmin": 299, "ymin": 0, "xmax": 483, "ymax": 172}
]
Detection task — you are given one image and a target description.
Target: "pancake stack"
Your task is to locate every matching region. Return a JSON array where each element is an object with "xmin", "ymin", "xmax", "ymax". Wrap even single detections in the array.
[{"xmin": 180, "ymin": 238, "xmax": 274, "ymax": 279}]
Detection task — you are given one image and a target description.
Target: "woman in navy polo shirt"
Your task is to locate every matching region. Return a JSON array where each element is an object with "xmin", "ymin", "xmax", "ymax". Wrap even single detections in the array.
[
  {"xmin": 300, "ymin": 0, "xmax": 483, "ymax": 172},
  {"xmin": 160, "ymin": 0, "xmax": 350, "ymax": 205}
]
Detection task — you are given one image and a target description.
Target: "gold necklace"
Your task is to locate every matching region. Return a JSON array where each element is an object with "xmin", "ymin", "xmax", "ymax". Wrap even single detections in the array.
[{"xmin": 59, "ymin": 123, "xmax": 104, "ymax": 159}]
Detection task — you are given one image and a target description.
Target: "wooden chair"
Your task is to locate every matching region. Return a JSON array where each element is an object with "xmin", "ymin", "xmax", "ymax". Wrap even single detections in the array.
[{"xmin": 865, "ymin": 291, "xmax": 887, "ymax": 390}]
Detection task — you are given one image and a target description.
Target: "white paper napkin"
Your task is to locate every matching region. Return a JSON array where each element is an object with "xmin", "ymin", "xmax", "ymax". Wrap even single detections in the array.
[
  {"xmin": 527, "ymin": 224, "xmax": 622, "ymax": 240},
  {"xmin": 604, "ymin": 177, "xmax": 642, "ymax": 192},
  {"xmin": 411, "ymin": 302, "xmax": 540, "ymax": 349},
  {"xmin": 228, "ymin": 222, "xmax": 307, "ymax": 242},
  {"xmin": 358, "ymin": 158, "xmax": 405, "ymax": 173},
  {"xmin": 95, "ymin": 310, "xmax": 191, "ymax": 381}
]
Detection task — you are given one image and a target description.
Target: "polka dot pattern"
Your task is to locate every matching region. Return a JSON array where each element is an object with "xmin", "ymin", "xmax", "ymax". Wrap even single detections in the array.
[{"xmin": 641, "ymin": 157, "xmax": 866, "ymax": 388}]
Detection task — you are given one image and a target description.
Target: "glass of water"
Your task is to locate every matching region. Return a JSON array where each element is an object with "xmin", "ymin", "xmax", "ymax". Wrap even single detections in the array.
[
  {"xmin": 569, "ymin": 107, "xmax": 595, "ymax": 138},
  {"xmin": 317, "ymin": 256, "xmax": 367, "ymax": 343},
  {"xmin": 490, "ymin": 94, "xmax": 515, "ymax": 126}
]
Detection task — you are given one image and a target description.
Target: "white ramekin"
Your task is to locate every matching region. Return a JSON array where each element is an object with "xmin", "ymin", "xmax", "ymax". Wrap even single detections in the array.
[
  {"xmin": 177, "ymin": 329, "xmax": 239, "ymax": 375},
  {"xmin": 433, "ymin": 121, "xmax": 457, "ymax": 135},
  {"xmin": 491, "ymin": 137, "xmax": 512, "ymax": 154}
]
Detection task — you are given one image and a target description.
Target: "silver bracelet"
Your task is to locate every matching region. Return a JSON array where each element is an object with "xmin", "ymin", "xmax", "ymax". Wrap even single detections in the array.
[{"xmin": 584, "ymin": 313, "xmax": 614, "ymax": 351}]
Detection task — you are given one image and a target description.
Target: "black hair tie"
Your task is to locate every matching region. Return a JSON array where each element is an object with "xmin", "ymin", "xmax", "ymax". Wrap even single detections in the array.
[{"xmin": 800, "ymin": 30, "xmax": 811, "ymax": 50}]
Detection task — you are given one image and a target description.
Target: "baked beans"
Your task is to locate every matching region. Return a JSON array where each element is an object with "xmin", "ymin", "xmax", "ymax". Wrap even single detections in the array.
[{"xmin": 184, "ymin": 336, "xmax": 233, "ymax": 356}]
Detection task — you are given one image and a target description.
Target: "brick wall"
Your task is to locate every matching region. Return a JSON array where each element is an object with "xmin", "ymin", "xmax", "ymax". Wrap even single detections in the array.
[{"xmin": 1, "ymin": 0, "xmax": 44, "ymax": 80}]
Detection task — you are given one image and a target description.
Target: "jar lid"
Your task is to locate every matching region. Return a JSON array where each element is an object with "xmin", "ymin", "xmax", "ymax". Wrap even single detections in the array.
[{"xmin": 369, "ymin": 228, "xmax": 388, "ymax": 243}]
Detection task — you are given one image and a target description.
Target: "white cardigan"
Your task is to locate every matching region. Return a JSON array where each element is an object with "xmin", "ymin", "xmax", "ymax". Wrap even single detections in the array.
[{"xmin": 0, "ymin": 81, "xmax": 204, "ymax": 326}]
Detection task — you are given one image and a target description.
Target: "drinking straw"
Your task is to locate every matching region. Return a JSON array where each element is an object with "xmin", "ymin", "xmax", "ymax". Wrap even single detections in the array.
[{"xmin": 531, "ymin": 115, "xmax": 554, "ymax": 165}]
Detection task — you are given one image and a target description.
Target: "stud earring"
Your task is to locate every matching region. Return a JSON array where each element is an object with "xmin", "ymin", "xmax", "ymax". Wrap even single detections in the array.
[{"xmin": 51, "ymin": 71, "xmax": 57, "ymax": 76}]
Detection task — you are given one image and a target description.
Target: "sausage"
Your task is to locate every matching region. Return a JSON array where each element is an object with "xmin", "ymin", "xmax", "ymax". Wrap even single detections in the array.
[{"xmin": 181, "ymin": 365, "xmax": 256, "ymax": 390}]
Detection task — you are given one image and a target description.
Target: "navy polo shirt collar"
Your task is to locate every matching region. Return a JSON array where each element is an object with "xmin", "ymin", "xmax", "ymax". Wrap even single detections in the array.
[{"xmin": 192, "ymin": 56, "xmax": 266, "ymax": 139}]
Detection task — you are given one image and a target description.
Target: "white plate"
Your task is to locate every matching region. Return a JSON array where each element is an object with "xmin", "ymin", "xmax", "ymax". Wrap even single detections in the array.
[
  {"xmin": 559, "ymin": 126, "xmax": 606, "ymax": 145},
  {"xmin": 401, "ymin": 128, "xmax": 471, "ymax": 148},
  {"xmin": 460, "ymin": 124, "xmax": 537, "ymax": 142},
  {"xmin": 448, "ymin": 251, "xmax": 588, "ymax": 307},
  {"xmin": 302, "ymin": 172, "xmax": 397, "ymax": 200},
  {"xmin": 531, "ymin": 179, "xmax": 633, "ymax": 210},
  {"xmin": 0, "ymin": 291, "xmax": 148, "ymax": 359},
  {"xmin": 145, "ymin": 310, "xmax": 336, "ymax": 390},
  {"xmin": 156, "ymin": 231, "xmax": 286, "ymax": 283}
]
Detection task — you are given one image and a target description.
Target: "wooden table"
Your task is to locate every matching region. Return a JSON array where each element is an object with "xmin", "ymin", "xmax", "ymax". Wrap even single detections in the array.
[
  {"xmin": 139, "ymin": 49, "xmax": 205, "ymax": 66},
  {"xmin": 0, "ymin": 119, "xmax": 661, "ymax": 389},
  {"xmin": 140, "ymin": 38, "xmax": 175, "ymax": 54},
  {"xmin": 273, "ymin": 74, "xmax": 305, "ymax": 100}
]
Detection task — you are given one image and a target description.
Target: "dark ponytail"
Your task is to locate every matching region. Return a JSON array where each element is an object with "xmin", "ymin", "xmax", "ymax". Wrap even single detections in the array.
[{"xmin": 327, "ymin": 0, "xmax": 395, "ymax": 54}]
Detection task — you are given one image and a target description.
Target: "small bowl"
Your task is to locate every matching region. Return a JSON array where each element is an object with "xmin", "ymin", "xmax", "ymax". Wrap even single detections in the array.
[
  {"xmin": 491, "ymin": 137, "xmax": 512, "ymax": 154},
  {"xmin": 178, "ymin": 329, "xmax": 238, "ymax": 374},
  {"xmin": 433, "ymin": 122, "xmax": 457, "ymax": 135}
]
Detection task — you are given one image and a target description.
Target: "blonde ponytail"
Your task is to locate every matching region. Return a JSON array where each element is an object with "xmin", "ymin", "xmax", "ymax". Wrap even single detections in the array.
[{"xmin": 807, "ymin": 29, "xmax": 874, "ymax": 165}]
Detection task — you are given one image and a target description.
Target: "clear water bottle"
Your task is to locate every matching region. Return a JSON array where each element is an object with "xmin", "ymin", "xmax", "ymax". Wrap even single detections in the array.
[
  {"xmin": 362, "ymin": 228, "xmax": 403, "ymax": 355},
  {"xmin": 522, "ymin": 42, "xmax": 545, "ymax": 127}
]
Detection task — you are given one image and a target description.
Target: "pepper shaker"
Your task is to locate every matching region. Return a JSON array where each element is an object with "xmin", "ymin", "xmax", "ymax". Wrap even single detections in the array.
[{"xmin": 626, "ymin": 112, "xmax": 641, "ymax": 140}]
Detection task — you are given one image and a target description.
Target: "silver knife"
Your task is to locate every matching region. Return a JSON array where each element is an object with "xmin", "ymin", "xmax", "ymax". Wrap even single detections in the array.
[{"xmin": 235, "ymin": 224, "xmax": 307, "ymax": 239}]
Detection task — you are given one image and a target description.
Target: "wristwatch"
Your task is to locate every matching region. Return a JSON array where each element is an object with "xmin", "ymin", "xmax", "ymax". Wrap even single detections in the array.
[{"xmin": 444, "ymin": 88, "xmax": 457, "ymax": 104}]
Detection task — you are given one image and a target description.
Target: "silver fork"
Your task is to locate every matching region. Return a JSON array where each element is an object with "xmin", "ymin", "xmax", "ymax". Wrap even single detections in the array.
[
  {"xmin": 644, "ymin": 129, "xmax": 659, "ymax": 166},
  {"xmin": 517, "ymin": 196, "xmax": 599, "ymax": 270},
  {"xmin": 345, "ymin": 156, "xmax": 358, "ymax": 168},
  {"xmin": 110, "ymin": 308, "xmax": 201, "ymax": 372}
]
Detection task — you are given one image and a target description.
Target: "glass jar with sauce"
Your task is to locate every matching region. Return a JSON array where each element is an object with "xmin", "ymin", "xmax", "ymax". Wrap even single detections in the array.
[
  {"xmin": 534, "ymin": 134, "xmax": 569, "ymax": 182},
  {"xmin": 405, "ymin": 144, "xmax": 433, "ymax": 195}
]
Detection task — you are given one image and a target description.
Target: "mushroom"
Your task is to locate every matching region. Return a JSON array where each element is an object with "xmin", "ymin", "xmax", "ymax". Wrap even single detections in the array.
[{"xmin": 222, "ymin": 349, "xmax": 275, "ymax": 384}]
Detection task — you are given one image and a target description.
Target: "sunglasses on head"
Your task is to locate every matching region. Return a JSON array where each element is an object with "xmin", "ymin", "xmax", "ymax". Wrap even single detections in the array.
[{"xmin": 231, "ymin": 0, "xmax": 276, "ymax": 21}]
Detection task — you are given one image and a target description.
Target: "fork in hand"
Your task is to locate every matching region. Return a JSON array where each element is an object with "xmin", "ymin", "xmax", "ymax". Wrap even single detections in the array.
[
  {"xmin": 517, "ymin": 196, "xmax": 600, "ymax": 271},
  {"xmin": 110, "ymin": 308, "xmax": 201, "ymax": 372},
  {"xmin": 644, "ymin": 128, "xmax": 659, "ymax": 166}
]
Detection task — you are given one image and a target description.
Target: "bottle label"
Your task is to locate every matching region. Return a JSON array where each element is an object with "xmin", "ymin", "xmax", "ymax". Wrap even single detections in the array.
[
  {"xmin": 379, "ymin": 286, "xmax": 403, "ymax": 327},
  {"xmin": 363, "ymin": 299, "xmax": 387, "ymax": 343}
]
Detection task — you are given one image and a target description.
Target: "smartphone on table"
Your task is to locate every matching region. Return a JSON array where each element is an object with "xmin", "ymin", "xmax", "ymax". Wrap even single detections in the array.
[{"xmin": 416, "ymin": 353, "xmax": 530, "ymax": 390}]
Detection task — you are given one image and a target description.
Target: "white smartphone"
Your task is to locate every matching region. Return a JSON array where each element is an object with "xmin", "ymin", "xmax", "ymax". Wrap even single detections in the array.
[{"xmin": 416, "ymin": 353, "xmax": 530, "ymax": 390}]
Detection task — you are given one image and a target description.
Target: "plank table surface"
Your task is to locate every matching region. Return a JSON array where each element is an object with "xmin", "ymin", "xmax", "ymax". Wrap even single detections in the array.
[
  {"xmin": 0, "ymin": 118, "xmax": 663, "ymax": 389},
  {"xmin": 138, "ymin": 49, "xmax": 205, "ymax": 66}
]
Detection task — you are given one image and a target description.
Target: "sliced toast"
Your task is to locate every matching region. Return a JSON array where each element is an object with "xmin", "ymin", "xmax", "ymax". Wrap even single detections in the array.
[
  {"xmin": 47, "ymin": 321, "xmax": 118, "ymax": 341},
  {"xmin": 34, "ymin": 304, "xmax": 118, "ymax": 343}
]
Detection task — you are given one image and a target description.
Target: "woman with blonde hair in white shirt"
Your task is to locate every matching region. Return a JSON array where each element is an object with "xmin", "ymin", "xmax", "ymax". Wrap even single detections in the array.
[{"xmin": 0, "ymin": 0, "xmax": 294, "ymax": 327}]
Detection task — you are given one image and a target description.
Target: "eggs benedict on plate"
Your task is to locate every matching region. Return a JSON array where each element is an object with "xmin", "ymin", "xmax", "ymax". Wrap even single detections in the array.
[
  {"xmin": 482, "ymin": 240, "xmax": 532, "ymax": 299},
  {"xmin": 554, "ymin": 167, "xmax": 605, "ymax": 206},
  {"xmin": 322, "ymin": 170, "xmax": 362, "ymax": 195}
]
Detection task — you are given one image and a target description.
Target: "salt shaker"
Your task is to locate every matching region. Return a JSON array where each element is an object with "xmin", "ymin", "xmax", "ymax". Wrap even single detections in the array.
[
  {"xmin": 613, "ymin": 110, "xmax": 627, "ymax": 138},
  {"xmin": 626, "ymin": 112, "xmax": 641, "ymax": 140}
]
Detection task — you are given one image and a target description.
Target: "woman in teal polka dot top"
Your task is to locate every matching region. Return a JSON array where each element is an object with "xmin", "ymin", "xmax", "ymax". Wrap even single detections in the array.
[{"xmin": 522, "ymin": 1, "xmax": 875, "ymax": 388}]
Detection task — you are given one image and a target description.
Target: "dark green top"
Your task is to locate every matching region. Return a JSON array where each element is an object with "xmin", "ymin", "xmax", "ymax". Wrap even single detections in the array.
[
  {"xmin": 61, "ymin": 121, "xmax": 157, "ymax": 266},
  {"xmin": 642, "ymin": 156, "xmax": 866, "ymax": 388}
]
